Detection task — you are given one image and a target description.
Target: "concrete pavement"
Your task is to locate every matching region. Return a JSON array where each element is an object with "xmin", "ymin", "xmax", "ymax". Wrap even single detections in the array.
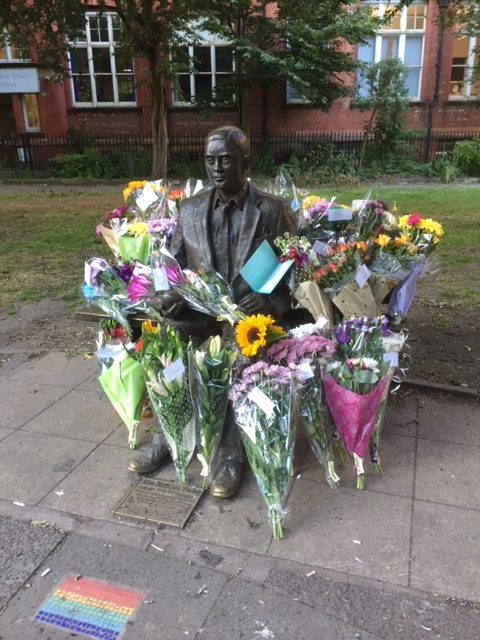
[{"xmin": 0, "ymin": 350, "xmax": 479, "ymax": 638}]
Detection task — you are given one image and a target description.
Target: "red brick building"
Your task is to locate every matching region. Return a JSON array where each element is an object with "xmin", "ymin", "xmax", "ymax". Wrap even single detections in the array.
[{"xmin": 1, "ymin": 1, "xmax": 479, "ymax": 142}]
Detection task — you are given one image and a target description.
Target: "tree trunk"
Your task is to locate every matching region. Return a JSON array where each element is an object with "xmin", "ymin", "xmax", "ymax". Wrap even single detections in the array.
[
  {"xmin": 150, "ymin": 77, "xmax": 168, "ymax": 179},
  {"xmin": 239, "ymin": 86, "xmax": 251, "ymax": 138}
]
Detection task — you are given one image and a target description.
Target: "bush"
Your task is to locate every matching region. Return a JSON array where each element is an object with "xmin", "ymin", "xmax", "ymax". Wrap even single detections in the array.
[
  {"xmin": 429, "ymin": 152, "xmax": 462, "ymax": 183},
  {"xmin": 453, "ymin": 138, "xmax": 480, "ymax": 176},
  {"xmin": 252, "ymin": 149, "xmax": 276, "ymax": 177},
  {"xmin": 51, "ymin": 148, "xmax": 152, "ymax": 179},
  {"xmin": 51, "ymin": 147, "xmax": 106, "ymax": 178}
]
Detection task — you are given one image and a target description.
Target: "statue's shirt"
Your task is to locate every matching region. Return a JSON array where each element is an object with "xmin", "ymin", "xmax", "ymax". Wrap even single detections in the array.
[{"xmin": 209, "ymin": 184, "xmax": 249, "ymax": 282}]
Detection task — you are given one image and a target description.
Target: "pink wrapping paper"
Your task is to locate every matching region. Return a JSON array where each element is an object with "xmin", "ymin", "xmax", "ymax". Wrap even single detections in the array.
[{"xmin": 322, "ymin": 372, "xmax": 390, "ymax": 459}]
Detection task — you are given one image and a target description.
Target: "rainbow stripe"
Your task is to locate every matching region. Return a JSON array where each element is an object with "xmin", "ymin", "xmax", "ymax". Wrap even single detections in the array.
[{"xmin": 34, "ymin": 576, "xmax": 144, "ymax": 640}]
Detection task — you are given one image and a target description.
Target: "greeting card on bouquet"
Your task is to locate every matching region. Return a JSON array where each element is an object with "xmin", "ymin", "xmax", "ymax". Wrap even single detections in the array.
[{"xmin": 240, "ymin": 240, "xmax": 293, "ymax": 294}]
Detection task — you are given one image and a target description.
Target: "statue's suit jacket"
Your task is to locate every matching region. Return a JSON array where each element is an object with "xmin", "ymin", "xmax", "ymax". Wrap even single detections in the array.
[{"xmin": 169, "ymin": 182, "xmax": 295, "ymax": 316}]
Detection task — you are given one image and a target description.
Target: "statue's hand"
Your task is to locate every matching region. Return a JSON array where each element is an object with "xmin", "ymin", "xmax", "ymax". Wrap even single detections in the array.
[
  {"xmin": 238, "ymin": 292, "xmax": 272, "ymax": 316},
  {"xmin": 154, "ymin": 290, "xmax": 183, "ymax": 317}
]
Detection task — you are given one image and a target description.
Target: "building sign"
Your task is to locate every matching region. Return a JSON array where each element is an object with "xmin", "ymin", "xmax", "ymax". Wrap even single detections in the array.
[{"xmin": 0, "ymin": 67, "xmax": 39, "ymax": 93}]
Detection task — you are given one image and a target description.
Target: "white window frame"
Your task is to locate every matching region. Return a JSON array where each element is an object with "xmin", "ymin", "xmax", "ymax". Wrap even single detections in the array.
[
  {"xmin": 358, "ymin": 1, "xmax": 427, "ymax": 100},
  {"xmin": 172, "ymin": 33, "xmax": 235, "ymax": 107},
  {"xmin": 0, "ymin": 30, "xmax": 30, "ymax": 62},
  {"xmin": 449, "ymin": 34, "xmax": 479, "ymax": 100},
  {"xmin": 68, "ymin": 12, "xmax": 136, "ymax": 107}
]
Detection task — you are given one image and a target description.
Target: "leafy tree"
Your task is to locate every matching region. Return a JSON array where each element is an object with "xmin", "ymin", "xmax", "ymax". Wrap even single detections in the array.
[
  {"xmin": 355, "ymin": 58, "xmax": 410, "ymax": 169},
  {"xmin": 201, "ymin": 0, "xmax": 381, "ymax": 136},
  {"xmin": 0, "ymin": 0, "xmax": 202, "ymax": 178}
]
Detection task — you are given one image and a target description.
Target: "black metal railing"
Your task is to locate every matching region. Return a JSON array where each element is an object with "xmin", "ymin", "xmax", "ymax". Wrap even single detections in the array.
[{"xmin": 0, "ymin": 129, "xmax": 479, "ymax": 177}]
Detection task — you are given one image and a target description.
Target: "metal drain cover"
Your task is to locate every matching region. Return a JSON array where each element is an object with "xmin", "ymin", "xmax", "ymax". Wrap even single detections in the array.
[{"xmin": 113, "ymin": 478, "xmax": 204, "ymax": 528}]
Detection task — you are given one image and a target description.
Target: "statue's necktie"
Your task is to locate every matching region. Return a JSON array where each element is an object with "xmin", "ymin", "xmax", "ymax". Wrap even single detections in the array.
[{"xmin": 214, "ymin": 201, "xmax": 234, "ymax": 281}]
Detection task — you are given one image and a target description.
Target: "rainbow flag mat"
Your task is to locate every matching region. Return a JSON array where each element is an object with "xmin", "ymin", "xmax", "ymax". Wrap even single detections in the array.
[{"xmin": 34, "ymin": 576, "xmax": 144, "ymax": 640}]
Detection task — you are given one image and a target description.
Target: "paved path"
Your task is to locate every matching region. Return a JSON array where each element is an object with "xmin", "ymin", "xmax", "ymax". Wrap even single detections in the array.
[{"xmin": 0, "ymin": 351, "xmax": 479, "ymax": 638}]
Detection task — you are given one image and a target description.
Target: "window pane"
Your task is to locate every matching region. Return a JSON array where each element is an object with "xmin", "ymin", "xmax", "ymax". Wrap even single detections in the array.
[
  {"xmin": 381, "ymin": 36, "xmax": 399, "ymax": 59},
  {"xmin": 216, "ymin": 47, "xmax": 233, "ymax": 72},
  {"xmin": 194, "ymin": 74, "xmax": 212, "ymax": 100},
  {"xmin": 452, "ymin": 36, "xmax": 469, "ymax": 59},
  {"xmin": 175, "ymin": 74, "xmax": 192, "ymax": 102},
  {"xmin": 24, "ymin": 94, "xmax": 40, "ymax": 129},
  {"xmin": 405, "ymin": 68, "xmax": 420, "ymax": 97},
  {"xmin": 358, "ymin": 38, "xmax": 374, "ymax": 63},
  {"xmin": 193, "ymin": 46, "xmax": 211, "ymax": 73},
  {"xmin": 117, "ymin": 75, "xmax": 135, "ymax": 101},
  {"xmin": 0, "ymin": 47, "xmax": 6, "ymax": 61},
  {"xmin": 92, "ymin": 48, "xmax": 112, "ymax": 74},
  {"xmin": 89, "ymin": 16, "xmax": 109, "ymax": 43},
  {"xmin": 404, "ymin": 36, "xmax": 422, "ymax": 66},
  {"xmin": 407, "ymin": 5, "xmax": 426, "ymax": 30},
  {"xmin": 383, "ymin": 11, "xmax": 401, "ymax": 30},
  {"xmin": 73, "ymin": 75, "xmax": 92, "ymax": 102},
  {"xmin": 95, "ymin": 74, "xmax": 113, "ymax": 101},
  {"xmin": 111, "ymin": 15, "xmax": 123, "ymax": 43},
  {"xmin": 70, "ymin": 48, "xmax": 90, "ymax": 74},
  {"xmin": 115, "ymin": 48, "xmax": 133, "ymax": 73}
]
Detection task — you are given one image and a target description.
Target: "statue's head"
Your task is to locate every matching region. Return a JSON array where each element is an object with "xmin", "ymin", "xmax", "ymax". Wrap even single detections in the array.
[{"xmin": 204, "ymin": 126, "xmax": 250, "ymax": 198}]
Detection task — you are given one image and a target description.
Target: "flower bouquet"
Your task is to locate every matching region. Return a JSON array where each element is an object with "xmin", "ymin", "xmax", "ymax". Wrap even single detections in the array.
[
  {"xmin": 94, "ymin": 319, "xmax": 133, "ymax": 373},
  {"xmin": 189, "ymin": 336, "xmax": 237, "ymax": 489},
  {"xmin": 298, "ymin": 195, "xmax": 354, "ymax": 243},
  {"xmin": 81, "ymin": 258, "xmax": 133, "ymax": 328},
  {"xmin": 323, "ymin": 316, "xmax": 393, "ymax": 489},
  {"xmin": 230, "ymin": 361, "xmax": 301, "ymax": 539},
  {"xmin": 265, "ymin": 334, "xmax": 340, "ymax": 487},
  {"xmin": 98, "ymin": 346, "xmax": 146, "ymax": 449},
  {"xmin": 137, "ymin": 322, "xmax": 195, "ymax": 484}
]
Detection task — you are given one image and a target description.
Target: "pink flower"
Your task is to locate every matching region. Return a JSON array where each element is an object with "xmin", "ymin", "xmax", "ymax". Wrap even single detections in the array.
[
  {"xmin": 126, "ymin": 274, "xmax": 151, "ymax": 302},
  {"xmin": 407, "ymin": 214, "xmax": 422, "ymax": 227}
]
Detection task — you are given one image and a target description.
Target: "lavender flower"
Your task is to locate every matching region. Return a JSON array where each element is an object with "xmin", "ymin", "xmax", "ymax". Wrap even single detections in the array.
[{"xmin": 148, "ymin": 216, "xmax": 177, "ymax": 238}]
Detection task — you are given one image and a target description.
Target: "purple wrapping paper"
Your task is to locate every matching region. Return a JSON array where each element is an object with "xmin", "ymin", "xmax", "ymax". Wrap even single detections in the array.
[
  {"xmin": 323, "ymin": 372, "xmax": 390, "ymax": 459},
  {"xmin": 388, "ymin": 257, "xmax": 427, "ymax": 319}
]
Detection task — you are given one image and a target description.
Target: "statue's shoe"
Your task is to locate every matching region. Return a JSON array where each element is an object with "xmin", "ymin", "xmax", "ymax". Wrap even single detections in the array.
[
  {"xmin": 209, "ymin": 461, "xmax": 242, "ymax": 499},
  {"xmin": 128, "ymin": 441, "xmax": 169, "ymax": 474}
]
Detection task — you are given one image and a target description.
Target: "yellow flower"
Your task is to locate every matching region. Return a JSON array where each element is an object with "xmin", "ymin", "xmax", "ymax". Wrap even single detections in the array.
[
  {"xmin": 374, "ymin": 234, "xmax": 391, "ymax": 248},
  {"xmin": 393, "ymin": 234, "xmax": 411, "ymax": 246},
  {"xmin": 123, "ymin": 180, "xmax": 148, "ymax": 202},
  {"xmin": 235, "ymin": 314, "xmax": 285, "ymax": 358},
  {"xmin": 127, "ymin": 222, "xmax": 148, "ymax": 237},
  {"xmin": 420, "ymin": 218, "xmax": 444, "ymax": 239},
  {"xmin": 302, "ymin": 195, "xmax": 326, "ymax": 211},
  {"xmin": 142, "ymin": 320, "xmax": 159, "ymax": 335},
  {"xmin": 397, "ymin": 215, "xmax": 410, "ymax": 230}
]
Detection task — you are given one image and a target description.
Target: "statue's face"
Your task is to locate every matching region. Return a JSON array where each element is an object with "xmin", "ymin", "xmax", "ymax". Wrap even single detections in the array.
[{"xmin": 204, "ymin": 137, "xmax": 248, "ymax": 197}]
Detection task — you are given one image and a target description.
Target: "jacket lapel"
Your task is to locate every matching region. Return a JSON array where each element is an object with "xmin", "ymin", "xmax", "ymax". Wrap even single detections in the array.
[
  {"xmin": 193, "ymin": 189, "xmax": 215, "ymax": 271},
  {"xmin": 232, "ymin": 184, "xmax": 262, "ymax": 276}
]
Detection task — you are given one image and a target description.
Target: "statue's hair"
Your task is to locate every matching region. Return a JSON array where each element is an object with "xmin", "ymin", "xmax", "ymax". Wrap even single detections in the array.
[{"xmin": 205, "ymin": 126, "xmax": 250, "ymax": 157}]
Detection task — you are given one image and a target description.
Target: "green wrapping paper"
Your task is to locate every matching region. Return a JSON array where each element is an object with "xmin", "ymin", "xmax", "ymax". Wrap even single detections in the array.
[
  {"xmin": 117, "ymin": 234, "xmax": 151, "ymax": 264},
  {"xmin": 98, "ymin": 350, "xmax": 146, "ymax": 449}
]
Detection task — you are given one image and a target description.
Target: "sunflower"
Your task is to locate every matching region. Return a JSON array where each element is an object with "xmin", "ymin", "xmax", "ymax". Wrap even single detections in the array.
[
  {"xmin": 235, "ymin": 314, "xmax": 285, "ymax": 358},
  {"xmin": 123, "ymin": 180, "xmax": 148, "ymax": 202}
]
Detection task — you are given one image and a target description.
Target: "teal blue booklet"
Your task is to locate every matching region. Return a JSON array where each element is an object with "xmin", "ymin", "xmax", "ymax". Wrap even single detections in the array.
[{"xmin": 240, "ymin": 240, "xmax": 294, "ymax": 294}]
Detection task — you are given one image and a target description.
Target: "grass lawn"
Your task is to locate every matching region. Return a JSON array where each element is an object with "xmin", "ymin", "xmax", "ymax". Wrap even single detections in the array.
[{"xmin": 1, "ymin": 183, "xmax": 479, "ymax": 314}]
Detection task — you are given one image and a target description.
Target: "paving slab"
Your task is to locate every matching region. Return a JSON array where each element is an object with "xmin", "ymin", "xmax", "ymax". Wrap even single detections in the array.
[
  {"xmin": 265, "ymin": 564, "xmax": 480, "ymax": 640},
  {"xmin": 415, "ymin": 438, "xmax": 480, "ymax": 510},
  {"xmin": 382, "ymin": 393, "xmax": 419, "ymax": 438},
  {"xmin": 199, "ymin": 573, "xmax": 382, "ymax": 640},
  {"xmin": 0, "ymin": 515, "xmax": 64, "ymax": 612},
  {"xmin": 0, "ymin": 533, "xmax": 228, "ymax": 640},
  {"xmin": 0, "ymin": 426, "xmax": 14, "ymax": 442},
  {"xmin": 299, "ymin": 433, "xmax": 415, "ymax": 498},
  {"xmin": 0, "ymin": 379, "xmax": 68, "ymax": 429},
  {"xmin": 268, "ymin": 479, "xmax": 412, "ymax": 586},
  {"xmin": 76, "ymin": 373, "xmax": 102, "ymax": 392},
  {"xmin": 418, "ymin": 397, "xmax": 480, "ymax": 447},
  {"xmin": 7, "ymin": 352, "xmax": 96, "ymax": 387},
  {"xmin": 40, "ymin": 444, "xmax": 137, "ymax": 521},
  {"xmin": 410, "ymin": 500, "xmax": 480, "ymax": 602},
  {"xmin": 20, "ymin": 388, "xmax": 122, "ymax": 442},
  {"xmin": 103, "ymin": 418, "xmax": 155, "ymax": 450},
  {"xmin": 178, "ymin": 469, "xmax": 274, "ymax": 554},
  {"xmin": 0, "ymin": 431, "xmax": 95, "ymax": 505}
]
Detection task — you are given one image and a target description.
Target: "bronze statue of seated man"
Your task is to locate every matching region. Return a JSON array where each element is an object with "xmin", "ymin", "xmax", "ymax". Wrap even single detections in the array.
[{"xmin": 129, "ymin": 125, "xmax": 295, "ymax": 498}]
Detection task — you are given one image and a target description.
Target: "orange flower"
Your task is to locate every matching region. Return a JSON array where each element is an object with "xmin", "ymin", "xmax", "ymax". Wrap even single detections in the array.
[{"xmin": 135, "ymin": 339, "xmax": 144, "ymax": 353}]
